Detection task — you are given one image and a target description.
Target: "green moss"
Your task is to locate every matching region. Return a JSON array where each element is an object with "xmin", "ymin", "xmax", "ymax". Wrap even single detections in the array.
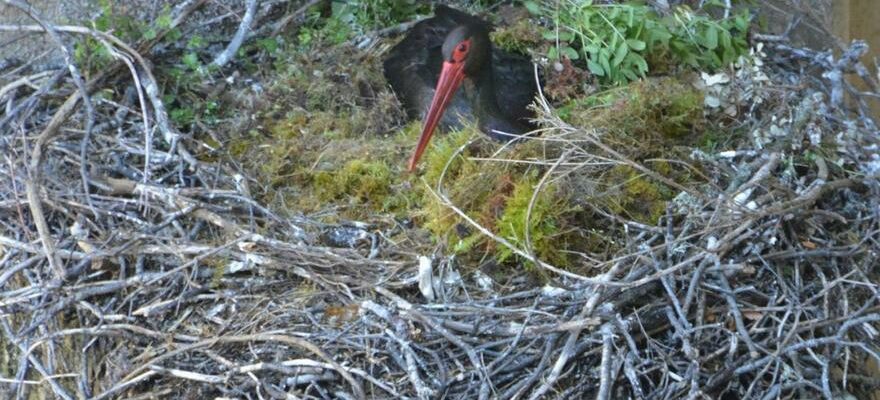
[
  {"xmin": 420, "ymin": 128, "xmax": 479, "ymax": 187},
  {"xmin": 603, "ymin": 165, "xmax": 670, "ymax": 224},
  {"xmin": 209, "ymin": 258, "xmax": 226, "ymax": 289},
  {"xmin": 563, "ymin": 76, "xmax": 705, "ymax": 141},
  {"xmin": 418, "ymin": 128, "xmax": 500, "ymax": 238},
  {"xmin": 412, "ymin": 130, "xmax": 577, "ymax": 271},
  {"xmin": 495, "ymin": 173, "xmax": 569, "ymax": 268},
  {"xmin": 491, "ymin": 19, "xmax": 541, "ymax": 53},
  {"xmin": 314, "ymin": 159, "xmax": 391, "ymax": 202},
  {"xmin": 227, "ymin": 136, "xmax": 251, "ymax": 157}
]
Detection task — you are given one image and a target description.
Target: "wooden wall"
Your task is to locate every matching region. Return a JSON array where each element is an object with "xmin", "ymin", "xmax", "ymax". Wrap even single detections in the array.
[{"xmin": 833, "ymin": 0, "xmax": 880, "ymax": 120}]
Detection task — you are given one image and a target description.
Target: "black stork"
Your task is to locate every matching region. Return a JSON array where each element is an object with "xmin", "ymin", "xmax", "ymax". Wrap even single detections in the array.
[{"xmin": 384, "ymin": 5, "xmax": 538, "ymax": 171}]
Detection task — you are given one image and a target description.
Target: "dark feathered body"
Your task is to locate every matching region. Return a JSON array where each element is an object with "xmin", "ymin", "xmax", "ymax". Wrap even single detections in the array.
[{"xmin": 383, "ymin": 5, "xmax": 537, "ymax": 141}]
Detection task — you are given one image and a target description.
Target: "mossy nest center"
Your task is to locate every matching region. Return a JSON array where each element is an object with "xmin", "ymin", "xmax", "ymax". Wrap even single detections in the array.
[{"xmin": 220, "ymin": 23, "xmax": 715, "ymax": 277}]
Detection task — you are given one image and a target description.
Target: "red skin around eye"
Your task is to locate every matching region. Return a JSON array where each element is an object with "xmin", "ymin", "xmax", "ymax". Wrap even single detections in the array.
[{"xmin": 452, "ymin": 39, "xmax": 471, "ymax": 63}]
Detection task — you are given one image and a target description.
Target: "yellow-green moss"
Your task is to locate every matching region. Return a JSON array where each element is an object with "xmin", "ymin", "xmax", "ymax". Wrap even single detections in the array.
[
  {"xmin": 414, "ymin": 130, "xmax": 576, "ymax": 271},
  {"xmin": 491, "ymin": 19, "xmax": 541, "ymax": 54},
  {"xmin": 602, "ymin": 165, "xmax": 670, "ymax": 224},
  {"xmin": 495, "ymin": 173, "xmax": 570, "ymax": 268},
  {"xmin": 562, "ymin": 76, "xmax": 705, "ymax": 141},
  {"xmin": 314, "ymin": 159, "xmax": 391, "ymax": 202},
  {"xmin": 419, "ymin": 128, "xmax": 499, "ymax": 237},
  {"xmin": 222, "ymin": 33, "xmax": 588, "ymax": 271},
  {"xmin": 556, "ymin": 76, "xmax": 705, "ymax": 226}
]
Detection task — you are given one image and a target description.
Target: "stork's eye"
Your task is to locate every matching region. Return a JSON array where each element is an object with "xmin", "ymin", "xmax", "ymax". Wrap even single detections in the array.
[{"xmin": 451, "ymin": 38, "xmax": 472, "ymax": 63}]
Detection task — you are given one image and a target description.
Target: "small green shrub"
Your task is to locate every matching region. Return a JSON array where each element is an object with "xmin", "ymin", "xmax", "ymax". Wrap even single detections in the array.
[
  {"xmin": 525, "ymin": 1, "xmax": 750, "ymax": 84},
  {"xmin": 75, "ymin": 1, "xmax": 175, "ymax": 74},
  {"xmin": 298, "ymin": 0, "xmax": 429, "ymax": 47}
]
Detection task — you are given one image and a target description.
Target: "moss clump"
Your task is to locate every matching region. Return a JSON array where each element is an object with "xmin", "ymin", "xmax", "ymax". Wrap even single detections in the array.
[
  {"xmin": 419, "ymin": 128, "xmax": 489, "ymax": 237},
  {"xmin": 227, "ymin": 135, "xmax": 252, "ymax": 158},
  {"xmin": 602, "ymin": 165, "xmax": 671, "ymax": 225},
  {"xmin": 563, "ymin": 76, "xmax": 705, "ymax": 141},
  {"xmin": 415, "ymin": 129, "xmax": 577, "ymax": 271},
  {"xmin": 491, "ymin": 18, "xmax": 542, "ymax": 54},
  {"xmin": 557, "ymin": 76, "xmax": 705, "ymax": 227},
  {"xmin": 220, "ymin": 36, "xmax": 414, "ymax": 219},
  {"xmin": 221, "ymin": 22, "xmax": 580, "ymax": 270},
  {"xmin": 314, "ymin": 159, "xmax": 391, "ymax": 203},
  {"xmin": 495, "ymin": 173, "xmax": 569, "ymax": 268}
]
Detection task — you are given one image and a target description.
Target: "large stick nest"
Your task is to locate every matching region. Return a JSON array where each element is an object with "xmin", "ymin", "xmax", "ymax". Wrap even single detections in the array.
[{"xmin": 1, "ymin": 1, "xmax": 879, "ymax": 399}]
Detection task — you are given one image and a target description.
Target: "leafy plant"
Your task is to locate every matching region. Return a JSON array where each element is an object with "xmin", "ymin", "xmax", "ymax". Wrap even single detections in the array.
[
  {"xmin": 298, "ymin": 0, "xmax": 429, "ymax": 47},
  {"xmin": 75, "ymin": 0, "xmax": 153, "ymax": 73},
  {"xmin": 338, "ymin": 0, "xmax": 428, "ymax": 31},
  {"xmin": 666, "ymin": 6, "xmax": 750, "ymax": 69},
  {"xmin": 525, "ymin": 1, "xmax": 750, "ymax": 84}
]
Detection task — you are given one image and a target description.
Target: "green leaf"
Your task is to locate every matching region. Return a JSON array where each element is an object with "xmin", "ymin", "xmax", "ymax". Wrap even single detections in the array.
[
  {"xmin": 599, "ymin": 49, "xmax": 611, "ymax": 76},
  {"xmin": 609, "ymin": 7, "xmax": 620, "ymax": 20},
  {"xmin": 720, "ymin": 30, "xmax": 731, "ymax": 49},
  {"xmin": 547, "ymin": 46, "xmax": 559, "ymax": 59},
  {"xmin": 524, "ymin": 1, "xmax": 540, "ymax": 14},
  {"xmin": 166, "ymin": 28, "xmax": 182, "ymax": 42},
  {"xmin": 587, "ymin": 60, "xmax": 605, "ymax": 76},
  {"xmin": 704, "ymin": 25, "xmax": 718, "ymax": 50},
  {"xmin": 734, "ymin": 13, "xmax": 749, "ymax": 31},
  {"xmin": 561, "ymin": 46, "xmax": 579, "ymax": 60},
  {"xmin": 629, "ymin": 53, "xmax": 648, "ymax": 73},
  {"xmin": 722, "ymin": 47, "xmax": 736, "ymax": 65},
  {"xmin": 187, "ymin": 35, "xmax": 204, "ymax": 50},
  {"xmin": 626, "ymin": 39, "xmax": 646, "ymax": 51},
  {"xmin": 709, "ymin": 51, "xmax": 722, "ymax": 68},
  {"xmin": 557, "ymin": 31, "xmax": 575, "ymax": 42},
  {"xmin": 258, "ymin": 38, "xmax": 278, "ymax": 53},
  {"xmin": 182, "ymin": 52, "xmax": 199, "ymax": 70},
  {"xmin": 156, "ymin": 12, "xmax": 172, "ymax": 29},
  {"xmin": 612, "ymin": 42, "xmax": 628, "ymax": 66}
]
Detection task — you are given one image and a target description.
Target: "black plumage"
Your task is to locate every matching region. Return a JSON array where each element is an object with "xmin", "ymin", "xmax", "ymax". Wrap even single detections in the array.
[{"xmin": 383, "ymin": 5, "xmax": 537, "ymax": 143}]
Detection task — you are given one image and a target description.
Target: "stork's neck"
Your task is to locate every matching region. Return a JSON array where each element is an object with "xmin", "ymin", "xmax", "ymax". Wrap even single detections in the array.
[{"xmin": 468, "ymin": 55, "xmax": 528, "ymax": 142}]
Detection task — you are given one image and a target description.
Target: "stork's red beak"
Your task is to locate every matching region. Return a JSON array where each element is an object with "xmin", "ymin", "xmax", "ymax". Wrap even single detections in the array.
[{"xmin": 408, "ymin": 60, "xmax": 466, "ymax": 172}]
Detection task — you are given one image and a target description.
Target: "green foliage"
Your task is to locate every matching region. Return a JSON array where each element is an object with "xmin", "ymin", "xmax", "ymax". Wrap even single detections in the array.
[
  {"xmin": 335, "ymin": 0, "xmax": 428, "ymax": 31},
  {"xmin": 74, "ymin": 2, "xmax": 179, "ymax": 74},
  {"xmin": 665, "ymin": 7, "xmax": 750, "ymax": 70},
  {"xmin": 162, "ymin": 33, "xmax": 214, "ymax": 127},
  {"xmin": 71, "ymin": 0, "xmax": 215, "ymax": 127},
  {"xmin": 298, "ymin": 10, "xmax": 353, "ymax": 46},
  {"xmin": 75, "ymin": 1, "xmax": 142, "ymax": 73},
  {"xmin": 525, "ymin": 1, "xmax": 750, "ymax": 84},
  {"xmin": 298, "ymin": 0, "xmax": 429, "ymax": 47}
]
